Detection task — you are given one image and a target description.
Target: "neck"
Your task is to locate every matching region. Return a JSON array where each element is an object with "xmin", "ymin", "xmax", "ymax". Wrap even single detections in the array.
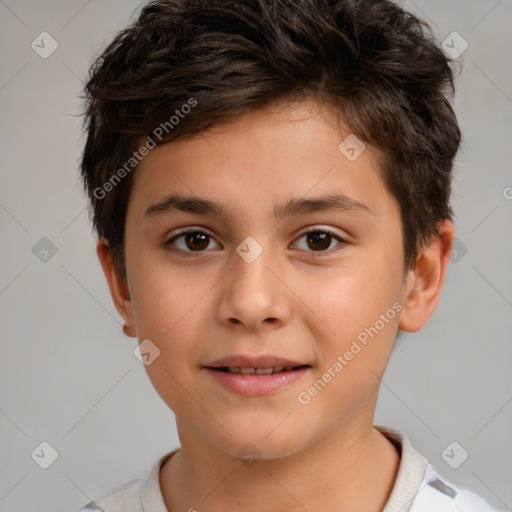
[{"xmin": 160, "ymin": 421, "xmax": 400, "ymax": 512}]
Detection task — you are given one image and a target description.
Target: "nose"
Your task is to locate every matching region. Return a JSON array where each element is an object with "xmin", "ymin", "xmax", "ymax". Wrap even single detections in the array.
[{"xmin": 216, "ymin": 241, "xmax": 292, "ymax": 333}]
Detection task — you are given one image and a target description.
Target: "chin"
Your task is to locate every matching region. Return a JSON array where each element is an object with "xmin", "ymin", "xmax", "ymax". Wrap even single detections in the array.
[{"xmin": 197, "ymin": 417, "xmax": 315, "ymax": 462}]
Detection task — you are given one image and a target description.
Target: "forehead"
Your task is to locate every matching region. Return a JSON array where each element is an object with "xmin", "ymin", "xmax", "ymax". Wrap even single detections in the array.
[{"xmin": 128, "ymin": 100, "xmax": 396, "ymax": 222}]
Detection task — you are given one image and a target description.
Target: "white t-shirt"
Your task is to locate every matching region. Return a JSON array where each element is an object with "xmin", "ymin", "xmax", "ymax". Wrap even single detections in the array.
[{"xmin": 74, "ymin": 426, "xmax": 504, "ymax": 512}]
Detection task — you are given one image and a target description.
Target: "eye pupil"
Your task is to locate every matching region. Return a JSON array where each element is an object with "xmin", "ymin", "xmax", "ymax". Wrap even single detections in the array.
[
  {"xmin": 186, "ymin": 232, "xmax": 209, "ymax": 251},
  {"xmin": 307, "ymin": 232, "xmax": 331, "ymax": 251}
]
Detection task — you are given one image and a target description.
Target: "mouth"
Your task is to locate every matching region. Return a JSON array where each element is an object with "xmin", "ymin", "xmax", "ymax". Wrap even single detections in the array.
[
  {"xmin": 209, "ymin": 365, "xmax": 309, "ymax": 375},
  {"xmin": 205, "ymin": 354, "xmax": 309, "ymax": 369},
  {"xmin": 203, "ymin": 355, "xmax": 311, "ymax": 396}
]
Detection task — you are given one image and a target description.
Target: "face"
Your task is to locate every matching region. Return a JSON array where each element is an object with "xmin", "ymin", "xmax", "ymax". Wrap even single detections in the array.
[{"xmin": 116, "ymin": 100, "xmax": 414, "ymax": 458}]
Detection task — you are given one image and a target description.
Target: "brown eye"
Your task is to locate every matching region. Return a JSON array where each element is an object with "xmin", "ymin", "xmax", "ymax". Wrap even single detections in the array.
[
  {"xmin": 306, "ymin": 232, "xmax": 332, "ymax": 251},
  {"xmin": 294, "ymin": 229, "xmax": 345, "ymax": 253},
  {"xmin": 167, "ymin": 230, "xmax": 220, "ymax": 253},
  {"xmin": 184, "ymin": 232, "xmax": 209, "ymax": 251}
]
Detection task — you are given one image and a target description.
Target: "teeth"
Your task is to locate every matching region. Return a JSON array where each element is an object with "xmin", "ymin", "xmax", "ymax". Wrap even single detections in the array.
[
  {"xmin": 224, "ymin": 366, "xmax": 294, "ymax": 374},
  {"xmin": 255, "ymin": 367, "xmax": 273, "ymax": 375}
]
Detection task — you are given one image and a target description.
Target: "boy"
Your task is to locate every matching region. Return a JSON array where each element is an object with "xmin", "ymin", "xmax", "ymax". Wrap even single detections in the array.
[{"xmin": 76, "ymin": 0, "xmax": 503, "ymax": 510}]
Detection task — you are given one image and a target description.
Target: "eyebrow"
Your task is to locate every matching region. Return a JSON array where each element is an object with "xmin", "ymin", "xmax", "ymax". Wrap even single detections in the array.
[{"xmin": 144, "ymin": 192, "xmax": 372, "ymax": 221}]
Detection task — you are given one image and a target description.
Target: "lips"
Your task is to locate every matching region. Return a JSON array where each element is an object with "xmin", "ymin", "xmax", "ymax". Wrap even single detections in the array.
[
  {"xmin": 215, "ymin": 366, "xmax": 304, "ymax": 375},
  {"xmin": 204, "ymin": 355, "xmax": 311, "ymax": 396}
]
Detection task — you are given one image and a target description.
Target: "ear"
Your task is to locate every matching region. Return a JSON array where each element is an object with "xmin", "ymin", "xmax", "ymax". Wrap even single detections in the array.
[
  {"xmin": 398, "ymin": 220, "xmax": 455, "ymax": 332},
  {"xmin": 96, "ymin": 238, "xmax": 137, "ymax": 338}
]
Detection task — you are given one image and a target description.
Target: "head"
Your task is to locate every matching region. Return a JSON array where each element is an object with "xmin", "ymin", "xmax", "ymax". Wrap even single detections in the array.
[{"xmin": 81, "ymin": 0, "xmax": 460, "ymax": 459}]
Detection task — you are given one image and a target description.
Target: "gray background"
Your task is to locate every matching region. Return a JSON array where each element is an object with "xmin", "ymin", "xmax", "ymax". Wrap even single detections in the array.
[{"xmin": 0, "ymin": 1, "xmax": 511, "ymax": 511}]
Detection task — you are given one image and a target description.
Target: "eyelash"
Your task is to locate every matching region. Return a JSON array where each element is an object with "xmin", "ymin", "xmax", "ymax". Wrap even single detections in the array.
[{"xmin": 165, "ymin": 227, "xmax": 347, "ymax": 256}]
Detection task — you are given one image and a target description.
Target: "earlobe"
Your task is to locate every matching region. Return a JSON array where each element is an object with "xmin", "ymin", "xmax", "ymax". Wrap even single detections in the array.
[
  {"xmin": 398, "ymin": 220, "xmax": 455, "ymax": 333},
  {"xmin": 96, "ymin": 238, "xmax": 137, "ymax": 338}
]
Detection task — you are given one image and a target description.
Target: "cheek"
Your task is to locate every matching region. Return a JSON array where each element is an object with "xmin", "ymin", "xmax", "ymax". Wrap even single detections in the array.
[
  {"xmin": 128, "ymin": 257, "xmax": 211, "ymax": 382},
  {"xmin": 130, "ymin": 266, "xmax": 209, "ymax": 413},
  {"xmin": 129, "ymin": 251, "xmax": 212, "ymax": 338},
  {"xmin": 304, "ymin": 265, "xmax": 400, "ymax": 336},
  {"xmin": 298, "ymin": 252, "xmax": 402, "ymax": 378},
  {"xmin": 296, "ymin": 271, "xmax": 400, "ymax": 417}
]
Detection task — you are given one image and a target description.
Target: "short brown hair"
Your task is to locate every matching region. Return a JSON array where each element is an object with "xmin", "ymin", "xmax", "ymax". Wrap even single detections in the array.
[{"xmin": 80, "ymin": 0, "xmax": 461, "ymax": 280}]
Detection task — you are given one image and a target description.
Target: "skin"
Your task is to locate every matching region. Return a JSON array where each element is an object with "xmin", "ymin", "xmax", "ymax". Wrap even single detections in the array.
[{"xmin": 97, "ymin": 99, "xmax": 454, "ymax": 512}]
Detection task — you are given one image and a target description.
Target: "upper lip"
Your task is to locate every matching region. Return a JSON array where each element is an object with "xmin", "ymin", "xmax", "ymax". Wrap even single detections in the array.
[{"xmin": 205, "ymin": 355, "xmax": 310, "ymax": 369}]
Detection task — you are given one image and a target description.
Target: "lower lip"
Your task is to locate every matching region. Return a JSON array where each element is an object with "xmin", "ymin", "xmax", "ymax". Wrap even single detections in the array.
[{"xmin": 204, "ymin": 367, "xmax": 309, "ymax": 396}]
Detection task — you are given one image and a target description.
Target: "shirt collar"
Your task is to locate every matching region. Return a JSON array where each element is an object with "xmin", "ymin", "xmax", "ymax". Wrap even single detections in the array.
[
  {"xmin": 376, "ymin": 425, "xmax": 429, "ymax": 512},
  {"xmin": 141, "ymin": 426, "xmax": 428, "ymax": 512}
]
